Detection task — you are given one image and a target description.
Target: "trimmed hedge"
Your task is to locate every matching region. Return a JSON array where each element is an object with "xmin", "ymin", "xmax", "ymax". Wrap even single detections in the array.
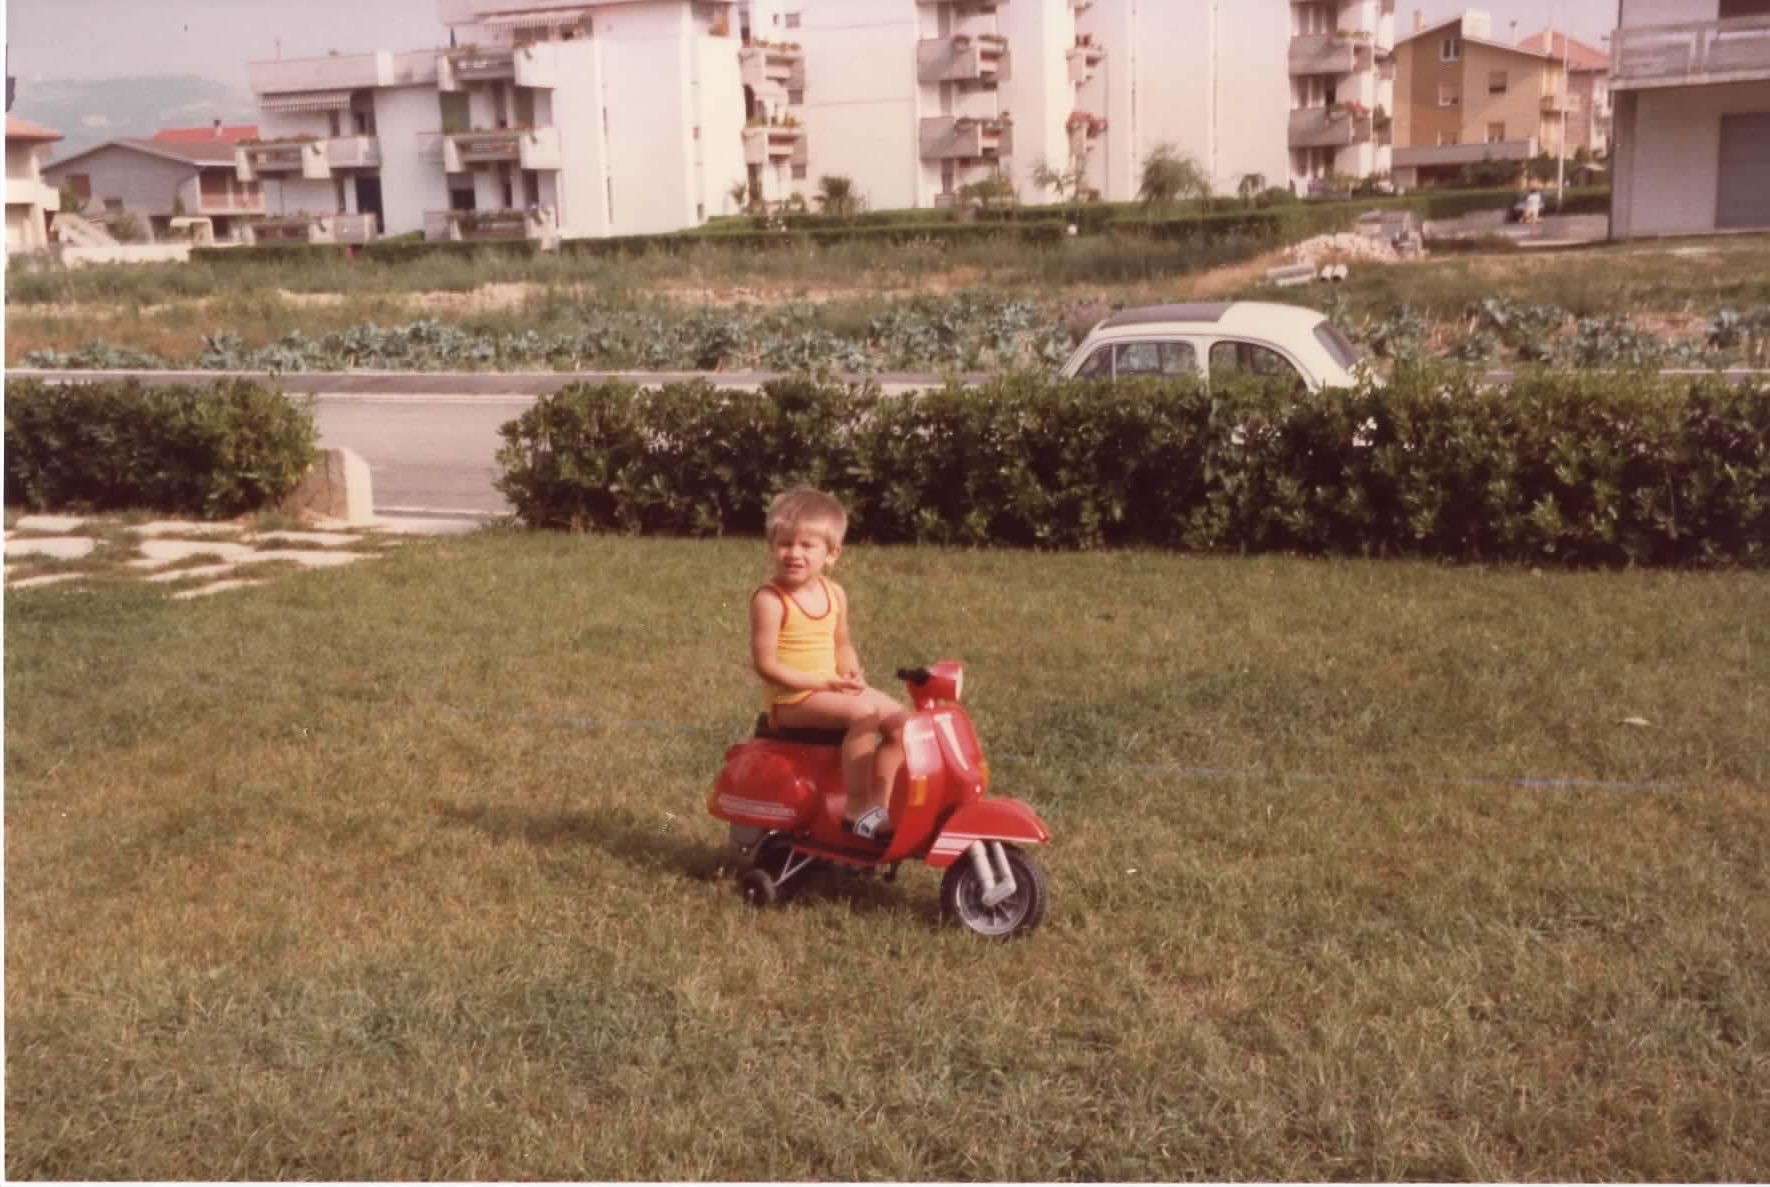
[
  {"xmin": 495, "ymin": 369, "xmax": 1767, "ymax": 567},
  {"xmin": 3, "ymin": 378, "xmax": 317, "ymax": 518}
]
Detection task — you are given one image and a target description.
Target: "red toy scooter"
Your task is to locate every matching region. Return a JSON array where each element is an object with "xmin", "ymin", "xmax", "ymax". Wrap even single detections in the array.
[{"xmin": 708, "ymin": 661, "xmax": 1051, "ymax": 939}]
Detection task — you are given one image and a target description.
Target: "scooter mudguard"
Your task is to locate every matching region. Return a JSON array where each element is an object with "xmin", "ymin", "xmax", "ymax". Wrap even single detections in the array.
[{"xmin": 925, "ymin": 797, "xmax": 1050, "ymax": 869}]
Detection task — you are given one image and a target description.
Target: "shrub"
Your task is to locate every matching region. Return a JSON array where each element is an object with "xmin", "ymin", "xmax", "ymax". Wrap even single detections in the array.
[
  {"xmin": 3, "ymin": 378, "xmax": 317, "ymax": 518},
  {"xmin": 495, "ymin": 371, "xmax": 1769, "ymax": 567}
]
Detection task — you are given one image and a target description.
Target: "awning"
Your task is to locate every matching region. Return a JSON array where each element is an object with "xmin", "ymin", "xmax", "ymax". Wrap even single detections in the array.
[
  {"xmin": 480, "ymin": 6, "xmax": 590, "ymax": 27},
  {"xmin": 260, "ymin": 89, "xmax": 354, "ymax": 114}
]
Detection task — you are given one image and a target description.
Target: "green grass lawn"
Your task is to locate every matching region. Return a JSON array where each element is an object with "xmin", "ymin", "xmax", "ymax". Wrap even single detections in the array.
[{"xmin": 6, "ymin": 532, "xmax": 1768, "ymax": 1179}]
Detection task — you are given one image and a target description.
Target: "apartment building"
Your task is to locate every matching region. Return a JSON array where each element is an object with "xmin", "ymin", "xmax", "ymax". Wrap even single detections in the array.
[
  {"xmin": 239, "ymin": 0, "xmax": 744, "ymax": 243},
  {"xmin": 1610, "ymin": 0, "xmax": 1770, "ymax": 237},
  {"xmin": 1288, "ymin": 0, "xmax": 1397, "ymax": 194},
  {"xmin": 6, "ymin": 115, "xmax": 62, "ymax": 254},
  {"xmin": 1391, "ymin": 9, "xmax": 1567, "ymax": 187},
  {"xmin": 1518, "ymin": 30, "xmax": 1612, "ymax": 154}
]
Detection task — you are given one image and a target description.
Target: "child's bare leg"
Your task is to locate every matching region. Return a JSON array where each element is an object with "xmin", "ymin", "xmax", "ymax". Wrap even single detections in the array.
[{"xmin": 841, "ymin": 711, "xmax": 881, "ymax": 820}]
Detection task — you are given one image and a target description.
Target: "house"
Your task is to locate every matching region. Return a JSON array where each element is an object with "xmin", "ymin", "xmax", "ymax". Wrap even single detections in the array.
[
  {"xmin": 1391, "ymin": 9, "xmax": 1569, "ymax": 187},
  {"xmin": 42, "ymin": 137, "xmax": 264, "ymax": 241},
  {"xmin": 153, "ymin": 123, "xmax": 262, "ymax": 144},
  {"xmin": 1287, "ymin": 0, "xmax": 1397, "ymax": 196},
  {"xmin": 6, "ymin": 115, "xmax": 62, "ymax": 254},
  {"xmin": 1518, "ymin": 30, "xmax": 1613, "ymax": 155},
  {"xmin": 1610, "ymin": 0, "xmax": 1770, "ymax": 238}
]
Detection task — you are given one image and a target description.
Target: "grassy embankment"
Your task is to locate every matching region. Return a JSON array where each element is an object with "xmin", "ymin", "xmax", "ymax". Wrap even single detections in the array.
[
  {"xmin": 6, "ymin": 226, "xmax": 1770, "ymax": 369},
  {"xmin": 6, "ymin": 533, "xmax": 1767, "ymax": 1179}
]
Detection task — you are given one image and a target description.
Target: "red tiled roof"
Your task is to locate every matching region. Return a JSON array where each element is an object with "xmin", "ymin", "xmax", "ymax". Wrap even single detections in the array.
[
  {"xmin": 153, "ymin": 124, "xmax": 261, "ymax": 144},
  {"xmin": 6, "ymin": 115, "xmax": 64, "ymax": 143},
  {"xmin": 1519, "ymin": 31, "xmax": 1611, "ymax": 71}
]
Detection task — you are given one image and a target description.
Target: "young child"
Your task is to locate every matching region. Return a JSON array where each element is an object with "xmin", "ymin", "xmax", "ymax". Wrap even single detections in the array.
[{"xmin": 750, "ymin": 487, "xmax": 905, "ymax": 841}]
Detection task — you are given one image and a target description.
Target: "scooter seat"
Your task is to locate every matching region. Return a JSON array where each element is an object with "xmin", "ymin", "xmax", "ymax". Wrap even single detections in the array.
[{"xmin": 754, "ymin": 714, "xmax": 846, "ymax": 747}]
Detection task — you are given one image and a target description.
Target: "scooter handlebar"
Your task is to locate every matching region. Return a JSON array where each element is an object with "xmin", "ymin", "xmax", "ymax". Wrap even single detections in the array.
[{"xmin": 895, "ymin": 666, "xmax": 931, "ymax": 684}]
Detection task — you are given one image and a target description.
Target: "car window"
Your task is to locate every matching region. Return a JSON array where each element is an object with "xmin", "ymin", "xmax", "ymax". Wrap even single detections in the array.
[
  {"xmin": 1074, "ymin": 346, "xmax": 1114, "ymax": 379},
  {"xmin": 1209, "ymin": 340, "xmax": 1307, "ymax": 391},
  {"xmin": 1115, "ymin": 340, "xmax": 1197, "ymax": 378},
  {"xmin": 1312, "ymin": 320, "xmax": 1362, "ymax": 372}
]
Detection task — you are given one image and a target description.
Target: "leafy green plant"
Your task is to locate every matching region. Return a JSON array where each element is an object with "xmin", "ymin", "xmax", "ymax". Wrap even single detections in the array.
[{"xmin": 4, "ymin": 378, "xmax": 316, "ymax": 517}]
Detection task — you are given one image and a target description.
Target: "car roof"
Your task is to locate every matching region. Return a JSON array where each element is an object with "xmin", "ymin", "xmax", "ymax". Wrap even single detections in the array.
[{"xmin": 1092, "ymin": 300, "xmax": 1329, "ymax": 337}]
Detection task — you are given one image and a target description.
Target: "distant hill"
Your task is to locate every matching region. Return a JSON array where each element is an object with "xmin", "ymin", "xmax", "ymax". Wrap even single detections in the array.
[{"xmin": 12, "ymin": 76, "xmax": 254, "ymax": 162}]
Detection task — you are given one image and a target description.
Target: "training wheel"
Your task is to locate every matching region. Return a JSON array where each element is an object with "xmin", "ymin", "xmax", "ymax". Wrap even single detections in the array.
[{"xmin": 739, "ymin": 868, "xmax": 779, "ymax": 908}]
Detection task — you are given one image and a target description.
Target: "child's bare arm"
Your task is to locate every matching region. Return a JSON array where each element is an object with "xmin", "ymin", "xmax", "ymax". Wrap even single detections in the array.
[
  {"xmin": 751, "ymin": 589, "xmax": 858, "ymax": 692},
  {"xmin": 832, "ymin": 584, "xmax": 864, "ymax": 680}
]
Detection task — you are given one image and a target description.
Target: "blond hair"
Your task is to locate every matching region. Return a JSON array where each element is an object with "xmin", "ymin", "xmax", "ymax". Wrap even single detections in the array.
[{"xmin": 766, "ymin": 486, "xmax": 848, "ymax": 547}]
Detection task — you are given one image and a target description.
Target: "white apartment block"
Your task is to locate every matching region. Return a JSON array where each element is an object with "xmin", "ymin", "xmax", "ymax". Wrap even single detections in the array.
[
  {"xmin": 238, "ymin": 0, "xmax": 1385, "ymax": 244},
  {"xmin": 1288, "ymin": 0, "xmax": 1397, "ymax": 193},
  {"xmin": 1609, "ymin": 0, "xmax": 1770, "ymax": 238}
]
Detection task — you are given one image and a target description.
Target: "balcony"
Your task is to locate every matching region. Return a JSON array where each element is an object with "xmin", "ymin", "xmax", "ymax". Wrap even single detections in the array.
[
  {"xmin": 235, "ymin": 138, "xmax": 331, "ymax": 182},
  {"xmin": 444, "ymin": 128, "xmax": 516, "ymax": 170},
  {"xmin": 1540, "ymin": 90, "xmax": 1583, "ymax": 115},
  {"xmin": 438, "ymin": 45, "xmax": 515, "ymax": 91},
  {"xmin": 1066, "ymin": 39, "xmax": 1106, "ymax": 84},
  {"xmin": 247, "ymin": 51, "xmax": 396, "ymax": 96},
  {"xmin": 1288, "ymin": 105, "xmax": 1373, "ymax": 148},
  {"xmin": 1612, "ymin": 15, "xmax": 1770, "ymax": 90},
  {"xmin": 741, "ymin": 43, "xmax": 807, "ymax": 101},
  {"xmin": 1066, "ymin": 111, "xmax": 1108, "ymax": 157},
  {"xmin": 743, "ymin": 123, "xmax": 809, "ymax": 167},
  {"xmin": 1289, "ymin": 33, "xmax": 1361, "ymax": 76},
  {"xmin": 183, "ymin": 174, "xmax": 264, "ymax": 216},
  {"xmin": 6, "ymin": 177, "xmax": 59, "ymax": 210},
  {"xmin": 423, "ymin": 205, "xmax": 558, "ymax": 243},
  {"xmin": 918, "ymin": 34, "xmax": 1011, "ymax": 84},
  {"xmin": 1392, "ymin": 138, "xmax": 1536, "ymax": 169},
  {"xmin": 919, "ymin": 114, "xmax": 1012, "ymax": 160},
  {"xmin": 243, "ymin": 212, "xmax": 378, "ymax": 246},
  {"xmin": 327, "ymin": 135, "xmax": 382, "ymax": 169}
]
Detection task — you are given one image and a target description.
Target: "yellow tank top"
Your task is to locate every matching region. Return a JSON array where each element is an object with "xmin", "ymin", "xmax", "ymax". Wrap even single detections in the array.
[{"xmin": 761, "ymin": 577, "xmax": 840, "ymax": 708}]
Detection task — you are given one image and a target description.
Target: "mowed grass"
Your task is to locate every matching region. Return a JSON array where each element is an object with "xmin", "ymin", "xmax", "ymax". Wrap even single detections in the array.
[{"xmin": 5, "ymin": 533, "xmax": 1768, "ymax": 1180}]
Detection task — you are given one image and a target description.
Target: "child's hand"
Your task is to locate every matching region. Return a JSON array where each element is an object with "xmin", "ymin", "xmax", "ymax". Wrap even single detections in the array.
[{"xmin": 826, "ymin": 673, "xmax": 867, "ymax": 694}]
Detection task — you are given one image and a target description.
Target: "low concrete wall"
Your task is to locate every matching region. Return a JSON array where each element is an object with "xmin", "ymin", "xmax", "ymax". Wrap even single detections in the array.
[
  {"xmin": 281, "ymin": 447, "xmax": 375, "ymax": 526},
  {"xmin": 59, "ymin": 243, "xmax": 193, "ymax": 268}
]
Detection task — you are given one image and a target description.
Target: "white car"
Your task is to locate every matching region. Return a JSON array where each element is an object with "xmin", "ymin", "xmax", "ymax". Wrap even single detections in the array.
[{"xmin": 1059, "ymin": 301, "xmax": 1367, "ymax": 392}]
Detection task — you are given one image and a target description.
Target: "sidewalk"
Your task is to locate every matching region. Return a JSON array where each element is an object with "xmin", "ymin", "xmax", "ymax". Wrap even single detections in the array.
[{"xmin": 3, "ymin": 511, "xmax": 490, "ymax": 600}]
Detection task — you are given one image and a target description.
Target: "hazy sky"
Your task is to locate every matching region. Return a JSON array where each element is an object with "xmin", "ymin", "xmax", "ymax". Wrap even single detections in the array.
[{"xmin": 7, "ymin": 0, "xmax": 1622, "ymax": 86}]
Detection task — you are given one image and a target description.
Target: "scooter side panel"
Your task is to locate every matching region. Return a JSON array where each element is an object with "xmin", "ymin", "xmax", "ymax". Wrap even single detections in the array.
[
  {"xmin": 924, "ymin": 797, "xmax": 1051, "ymax": 868},
  {"xmin": 879, "ymin": 715, "xmax": 950, "ymax": 864},
  {"xmin": 708, "ymin": 741, "xmax": 833, "ymax": 831}
]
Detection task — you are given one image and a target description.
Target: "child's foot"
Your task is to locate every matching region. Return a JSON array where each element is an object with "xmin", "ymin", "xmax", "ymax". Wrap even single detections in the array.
[{"xmin": 848, "ymin": 807, "xmax": 893, "ymax": 843}]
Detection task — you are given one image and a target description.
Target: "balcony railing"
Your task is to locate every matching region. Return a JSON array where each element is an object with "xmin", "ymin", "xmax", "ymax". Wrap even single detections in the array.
[
  {"xmin": 741, "ymin": 44, "xmax": 807, "ymax": 97},
  {"xmin": 438, "ymin": 45, "xmax": 516, "ymax": 91},
  {"xmin": 423, "ymin": 206, "xmax": 558, "ymax": 243},
  {"xmin": 1612, "ymin": 15, "xmax": 1770, "ymax": 89},
  {"xmin": 185, "ymin": 173, "xmax": 264, "ymax": 215},
  {"xmin": 1066, "ymin": 40, "xmax": 1105, "ymax": 84},
  {"xmin": 917, "ymin": 34, "xmax": 1011, "ymax": 84},
  {"xmin": 6, "ymin": 177, "xmax": 58, "ymax": 211},
  {"xmin": 326, "ymin": 135, "xmax": 382, "ymax": 169},
  {"xmin": 743, "ymin": 123, "xmax": 809, "ymax": 167},
  {"xmin": 243, "ymin": 212, "xmax": 378, "ymax": 246},
  {"xmin": 1289, "ymin": 33, "xmax": 1361, "ymax": 76},
  {"xmin": 443, "ymin": 128, "xmax": 521, "ymax": 171},
  {"xmin": 1288, "ymin": 105, "xmax": 1373, "ymax": 149},
  {"xmin": 919, "ymin": 114, "xmax": 1012, "ymax": 160},
  {"xmin": 235, "ymin": 139, "xmax": 331, "ymax": 182}
]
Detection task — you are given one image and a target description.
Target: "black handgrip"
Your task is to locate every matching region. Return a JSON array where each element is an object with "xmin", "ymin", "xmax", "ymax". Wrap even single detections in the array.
[{"xmin": 895, "ymin": 666, "xmax": 931, "ymax": 684}]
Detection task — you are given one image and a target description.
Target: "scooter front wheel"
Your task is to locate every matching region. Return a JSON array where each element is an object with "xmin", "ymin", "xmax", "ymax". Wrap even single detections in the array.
[{"xmin": 939, "ymin": 844, "xmax": 1048, "ymax": 939}]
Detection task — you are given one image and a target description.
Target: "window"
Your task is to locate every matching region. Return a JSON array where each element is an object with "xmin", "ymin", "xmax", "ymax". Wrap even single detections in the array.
[
  {"xmin": 1113, "ymin": 341, "xmax": 1198, "ymax": 378},
  {"xmin": 1436, "ymin": 130, "xmax": 1461, "ymax": 146},
  {"xmin": 68, "ymin": 173, "xmax": 91, "ymax": 201},
  {"xmin": 1075, "ymin": 346, "xmax": 1114, "ymax": 379},
  {"xmin": 1312, "ymin": 321, "xmax": 1362, "ymax": 372},
  {"xmin": 791, "ymin": 163, "xmax": 808, "ymax": 180},
  {"xmin": 1440, "ymin": 37, "xmax": 1460, "ymax": 62},
  {"xmin": 1488, "ymin": 70, "xmax": 1508, "ymax": 94},
  {"xmin": 1209, "ymin": 341, "xmax": 1306, "ymax": 393},
  {"xmin": 449, "ymin": 188, "xmax": 475, "ymax": 212},
  {"xmin": 1486, "ymin": 121, "xmax": 1506, "ymax": 143},
  {"xmin": 1438, "ymin": 83, "xmax": 1459, "ymax": 107},
  {"xmin": 787, "ymin": 88, "xmax": 804, "ymax": 105},
  {"xmin": 784, "ymin": 11, "xmax": 800, "ymax": 27}
]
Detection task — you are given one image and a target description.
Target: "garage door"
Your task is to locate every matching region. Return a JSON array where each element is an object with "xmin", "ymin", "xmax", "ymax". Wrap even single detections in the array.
[{"xmin": 1717, "ymin": 112, "xmax": 1770, "ymax": 230}]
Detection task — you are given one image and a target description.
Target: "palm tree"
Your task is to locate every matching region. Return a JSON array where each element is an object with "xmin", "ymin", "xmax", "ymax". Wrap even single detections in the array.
[{"xmin": 814, "ymin": 174, "xmax": 860, "ymax": 220}]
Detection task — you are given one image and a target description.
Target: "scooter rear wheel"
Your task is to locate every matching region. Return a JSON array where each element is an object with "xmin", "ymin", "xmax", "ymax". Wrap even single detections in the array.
[
  {"xmin": 739, "ymin": 868, "xmax": 779, "ymax": 908},
  {"xmin": 939, "ymin": 844, "xmax": 1048, "ymax": 939}
]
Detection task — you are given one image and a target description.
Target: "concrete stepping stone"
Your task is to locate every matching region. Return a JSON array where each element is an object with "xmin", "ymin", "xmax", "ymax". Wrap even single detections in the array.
[
  {"xmin": 6, "ymin": 573, "xmax": 85, "ymax": 591},
  {"xmin": 5, "ymin": 537, "xmax": 97, "ymax": 561},
  {"xmin": 172, "ymin": 579, "xmax": 265, "ymax": 600},
  {"xmin": 134, "ymin": 520, "xmax": 244, "ymax": 538},
  {"xmin": 14, "ymin": 515, "xmax": 87, "ymax": 533},
  {"xmin": 244, "ymin": 531, "xmax": 362, "ymax": 548},
  {"xmin": 246, "ymin": 550, "xmax": 373, "ymax": 569},
  {"xmin": 127, "ymin": 539, "xmax": 256, "ymax": 569},
  {"xmin": 145, "ymin": 563, "xmax": 239, "ymax": 584}
]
